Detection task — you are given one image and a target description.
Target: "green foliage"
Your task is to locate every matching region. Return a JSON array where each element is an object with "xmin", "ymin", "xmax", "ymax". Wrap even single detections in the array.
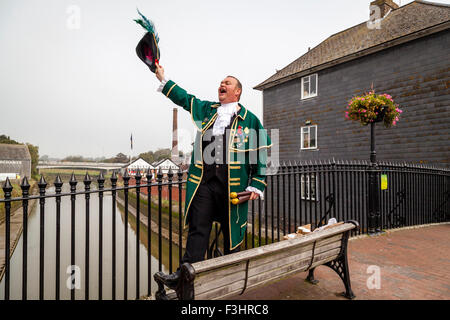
[
  {"xmin": 0, "ymin": 135, "xmax": 20, "ymax": 144},
  {"xmin": 26, "ymin": 143, "xmax": 39, "ymax": 176},
  {"xmin": 139, "ymin": 148, "xmax": 171, "ymax": 164}
]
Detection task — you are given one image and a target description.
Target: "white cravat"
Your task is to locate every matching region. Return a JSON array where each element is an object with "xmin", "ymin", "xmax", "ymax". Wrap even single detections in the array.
[{"xmin": 212, "ymin": 102, "xmax": 239, "ymax": 136}]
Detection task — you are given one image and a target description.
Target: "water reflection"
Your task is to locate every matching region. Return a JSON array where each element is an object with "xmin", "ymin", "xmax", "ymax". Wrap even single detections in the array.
[{"xmin": 0, "ymin": 184, "xmax": 181, "ymax": 300}]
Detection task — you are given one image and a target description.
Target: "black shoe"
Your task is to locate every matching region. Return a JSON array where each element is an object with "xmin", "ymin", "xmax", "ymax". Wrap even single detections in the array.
[{"xmin": 154, "ymin": 270, "xmax": 180, "ymax": 290}]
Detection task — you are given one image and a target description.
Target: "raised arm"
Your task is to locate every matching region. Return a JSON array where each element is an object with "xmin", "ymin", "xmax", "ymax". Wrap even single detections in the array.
[{"xmin": 155, "ymin": 63, "xmax": 214, "ymax": 117}]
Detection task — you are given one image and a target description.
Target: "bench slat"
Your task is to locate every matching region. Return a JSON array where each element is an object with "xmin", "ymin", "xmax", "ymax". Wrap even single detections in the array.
[
  {"xmin": 194, "ymin": 233, "xmax": 342, "ymax": 286},
  {"xmin": 194, "ymin": 240, "xmax": 342, "ymax": 297},
  {"xmin": 192, "ymin": 223, "xmax": 354, "ymax": 274},
  {"xmin": 196, "ymin": 247, "xmax": 342, "ymax": 300}
]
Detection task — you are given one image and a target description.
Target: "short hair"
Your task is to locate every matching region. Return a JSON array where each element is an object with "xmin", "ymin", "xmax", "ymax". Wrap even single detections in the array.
[{"xmin": 227, "ymin": 75, "xmax": 242, "ymax": 101}]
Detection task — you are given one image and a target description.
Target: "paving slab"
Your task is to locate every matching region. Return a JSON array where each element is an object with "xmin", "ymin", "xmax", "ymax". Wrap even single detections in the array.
[{"xmin": 229, "ymin": 223, "xmax": 450, "ymax": 300}]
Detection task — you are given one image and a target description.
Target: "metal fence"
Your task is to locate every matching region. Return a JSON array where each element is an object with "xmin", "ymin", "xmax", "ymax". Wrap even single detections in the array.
[{"xmin": 0, "ymin": 160, "xmax": 449, "ymax": 300}]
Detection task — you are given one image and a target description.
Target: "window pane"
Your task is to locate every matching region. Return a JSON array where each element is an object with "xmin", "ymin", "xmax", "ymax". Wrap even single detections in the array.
[
  {"xmin": 310, "ymin": 126, "xmax": 316, "ymax": 148},
  {"xmin": 303, "ymin": 133, "xmax": 309, "ymax": 148},
  {"xmin": 302, "ymin": 77, "xmax": 310, "ymax": 98},
  {"xmin": 310, "ymin": 74, "xmax": 317, "ymax": 95}
]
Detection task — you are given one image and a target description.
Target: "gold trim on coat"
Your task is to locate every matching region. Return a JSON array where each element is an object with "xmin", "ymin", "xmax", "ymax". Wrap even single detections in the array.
[
  {"xmin": 166, "ymin": 83, "xmax": 177, "ymax": 97},
  {"xmin": 252, "ymin": 177, "xmax": 267, "ymax": 186}
]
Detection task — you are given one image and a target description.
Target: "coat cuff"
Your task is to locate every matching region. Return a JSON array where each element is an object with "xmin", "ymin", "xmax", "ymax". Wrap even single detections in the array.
[{"xmin": 161, "ymin": 79, "xmax": 177, "ymax": 97}]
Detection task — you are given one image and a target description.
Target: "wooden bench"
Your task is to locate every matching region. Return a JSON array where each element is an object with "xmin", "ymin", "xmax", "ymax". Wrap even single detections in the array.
[{"xmin": 154, "ymin": 220, "xmax": 359, "ymax": 300}]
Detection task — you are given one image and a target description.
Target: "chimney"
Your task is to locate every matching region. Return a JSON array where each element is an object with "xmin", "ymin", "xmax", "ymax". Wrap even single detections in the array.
[
  {"xmin": 370, "ymin": 0, "xmax": 399, "ymax": 19},
  {"xmin": 171, "ymin": 108, "xmax": 179, "ymax": 163}
]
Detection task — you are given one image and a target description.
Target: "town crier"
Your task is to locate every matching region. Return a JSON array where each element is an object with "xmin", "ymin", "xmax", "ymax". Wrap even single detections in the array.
[{"xmin": 154, "ymin": 63, "xmax": 271, "ymax": 288}]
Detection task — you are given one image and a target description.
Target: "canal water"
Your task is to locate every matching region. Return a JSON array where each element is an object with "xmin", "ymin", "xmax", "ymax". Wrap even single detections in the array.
[{"xmin": 0, "ymin": 184, "xmax": 179, "ymax": 300}]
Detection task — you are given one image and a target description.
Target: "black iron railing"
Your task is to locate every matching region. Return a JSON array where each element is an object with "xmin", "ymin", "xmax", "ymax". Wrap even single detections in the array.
[{"xmin": 1, "ymin": 160, "xmax": 449, "ymax": 300}]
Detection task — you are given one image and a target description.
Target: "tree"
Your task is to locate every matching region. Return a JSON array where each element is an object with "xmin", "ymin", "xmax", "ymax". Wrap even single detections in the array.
[
  {"xmin": 138, "ymin": 148, "xmax": 171, "ymax": 164},
  {"xmin": 113, "ymin": 153, "xmax": 129, "ymax": 163},
  {"xmin": 26, "ymin": 143, "xmax": 39, "ymax": 176},
  {"xmin": 0, "ymin": 135, "xmax": 19, "ymax": 145}
]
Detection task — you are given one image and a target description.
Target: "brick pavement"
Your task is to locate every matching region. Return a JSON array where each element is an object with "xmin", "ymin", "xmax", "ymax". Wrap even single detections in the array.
[{"xmin": 230, "ymin": 223, "xmax": 450, "ymax": 300}]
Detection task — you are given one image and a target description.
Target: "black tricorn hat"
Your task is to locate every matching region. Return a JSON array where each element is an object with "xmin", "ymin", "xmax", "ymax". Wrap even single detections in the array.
[{"xmin": 136, "ymin": 32, "xmax": 160, "ymax": 73}]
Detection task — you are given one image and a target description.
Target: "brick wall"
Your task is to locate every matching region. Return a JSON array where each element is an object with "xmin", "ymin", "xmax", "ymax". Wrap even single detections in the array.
[{"xmin": 262, "ymin": 29, "xmax": 450, "ymax": 167}]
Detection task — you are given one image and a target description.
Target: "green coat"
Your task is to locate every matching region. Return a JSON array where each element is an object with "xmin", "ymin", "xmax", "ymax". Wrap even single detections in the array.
[{"xmin": 161, "ymin": 80, "xmax": 272, "ymax": 249}]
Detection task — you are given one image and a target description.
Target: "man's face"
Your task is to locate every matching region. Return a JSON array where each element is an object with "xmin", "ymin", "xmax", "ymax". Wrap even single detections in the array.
[{"xmin": 218, "ymin": 77, "xmax": 241, "ymax": 104}]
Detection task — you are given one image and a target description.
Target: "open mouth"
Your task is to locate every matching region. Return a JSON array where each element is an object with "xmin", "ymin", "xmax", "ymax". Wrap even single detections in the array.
[{"xmin": 219, "ymin": 87, "xmax": 227, "ymax": 94}]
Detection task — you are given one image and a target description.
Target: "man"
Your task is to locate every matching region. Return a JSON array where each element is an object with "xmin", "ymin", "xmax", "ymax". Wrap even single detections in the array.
[{"xmin": 154, "ymin": 63, "xmax": 271, "ymax": 288}]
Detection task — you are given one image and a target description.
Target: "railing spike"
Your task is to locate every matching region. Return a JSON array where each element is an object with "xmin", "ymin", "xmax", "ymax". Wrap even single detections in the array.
[
  {"xmin": 38, "ymin": 174, "xmax": 47, "ymax": 187},
  {"xmin": 3, "ymin": 177, "xmax": 12, "ymax": 190},
  {"xmin": 54, "ymin": 174, "xmax": 63, "ymax": 185},
  {"xmin": 84, "ymin": 172, "xmax": 92, "ymax": 183},
  {"xmin": 21, "ymin": 176, "xmax": 30, "ymax": 188}
]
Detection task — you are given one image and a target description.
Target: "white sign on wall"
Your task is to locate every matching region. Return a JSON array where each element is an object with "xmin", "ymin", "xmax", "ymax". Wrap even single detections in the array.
[{"xmin": 0, "ymin": 173, "xmax": 18, "ymax": 181}]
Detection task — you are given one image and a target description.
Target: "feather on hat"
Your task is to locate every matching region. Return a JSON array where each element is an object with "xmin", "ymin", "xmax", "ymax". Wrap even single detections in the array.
[{"xmin": 134, "ymin": 9, "xmax": 160, "ymax": 73}]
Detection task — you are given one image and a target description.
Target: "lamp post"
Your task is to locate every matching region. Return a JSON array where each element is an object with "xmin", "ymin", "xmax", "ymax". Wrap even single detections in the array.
[
  {"xmin": 368, "ymin": 122, "xmax": 380, "ymax": 235},
  {"xmin": 367, "ymin": 107, "xmax": 386, "ymax": 235}
]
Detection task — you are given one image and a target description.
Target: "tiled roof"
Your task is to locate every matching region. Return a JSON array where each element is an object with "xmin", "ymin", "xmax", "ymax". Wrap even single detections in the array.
[
  {"xmin": 0, "ymin": 143, "xmax": 31, "ymax": 160},
  {"xmin": 254, "ymin": 1, "xmax": 450, "ymax": 90}
]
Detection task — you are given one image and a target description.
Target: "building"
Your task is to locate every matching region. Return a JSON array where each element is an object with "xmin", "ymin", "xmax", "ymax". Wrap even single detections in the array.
[
  {"xmin": 152, "ymin": 158, "xmax": 180, "ymax": 175},
  {"xmin": 255, "ymin": 0, "xmax": 450, "ymax": 167},
  {"xmin": 0, "ymin": 143, "xmax": 31, "ymax": 181},
  {"xmin": 124, "ymin": 158, "xmax": 154, "ymax": 176}
]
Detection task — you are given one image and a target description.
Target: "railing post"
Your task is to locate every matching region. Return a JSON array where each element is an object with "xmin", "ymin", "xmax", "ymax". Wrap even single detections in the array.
[
  {"xmin": 54, "ymin": 175, "xmax": 63, "ymax": 300},
  {"xmin": 20, "ymin": 177, "xmax": 31, "ymax": 300},
  {"xmin": 146, "ymin": 168, "xmax": 153, "ymax": 297},
  {"xmin": 38, "ymin": 175, "xmax": 47, "ymax": 300},
  {"xmin": 83, "ymin": 172, "xmax": 91, "ymax": 300},
  {"xmin": 110, "ymin": 171, "xmax": 118, "ymax": 300},
  {"xmin": 135, "ymin": 169, "xmax": 142, "ymax": 299},
  {"xmin": 177, "ymin": 168, "xmax": 183, "ymax": 267},
  {"xmin": 167, "ymin": 168, "xmax": 174, "ymax": 273},
  {"xmin": 157, "ymin": 167, "xmax": 163, "ymax": 272},
  {"xmin": 2, "ymin": 178, "xmax": 13, "ymax": 301},
  {"xmin": 97, "ymin": 171, "xmax": 105, "ymax": 300},
  {"xmin": 69, "ymin": 173, "xmax": 78, "ymax": 300},
  {"xmin": 123, "ymin": 170, "xmax": 130, "ymax": 300}
]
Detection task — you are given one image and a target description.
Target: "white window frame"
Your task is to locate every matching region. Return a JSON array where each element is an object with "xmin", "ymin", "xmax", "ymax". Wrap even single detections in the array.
[
  {"xmin": 300, "ymin": 125, "xmax": 318, "ymax": 150},
  {"xmin": 301, "ymin": 174, "xmax": 318, "ymax": 201},
  {"xmin": 301, "ymin": 74, "xmax": 318, "ymax": 100}
]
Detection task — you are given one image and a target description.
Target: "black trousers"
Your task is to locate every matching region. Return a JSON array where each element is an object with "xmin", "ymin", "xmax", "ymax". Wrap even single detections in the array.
[{"xmin": 181, "ymin": 176, "xmax": 240, "ymax": 264}]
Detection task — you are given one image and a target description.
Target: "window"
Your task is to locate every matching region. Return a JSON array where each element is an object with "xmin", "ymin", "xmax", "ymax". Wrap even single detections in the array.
[
  {"xmin": 301, "ymin": 125, "xmax": 317, "ymax": 150},
  {"xmin": 301, "ymin": 174, "xmax": 317, "ymax": 201},
  {"xmin": 301, "ymin": 74, "xmax": 318, "ymax": 99}
]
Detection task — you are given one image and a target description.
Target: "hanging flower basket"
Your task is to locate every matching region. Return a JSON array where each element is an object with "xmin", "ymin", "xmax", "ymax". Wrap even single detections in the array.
[{"xmin": 345, "ymin": 91, "xmax": 402, "ymax": 128}]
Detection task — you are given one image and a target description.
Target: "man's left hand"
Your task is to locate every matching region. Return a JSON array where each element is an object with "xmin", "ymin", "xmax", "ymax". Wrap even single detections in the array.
[{"xmin": 249, "ymin": 192, "xmax": 259, "ymax": 200}]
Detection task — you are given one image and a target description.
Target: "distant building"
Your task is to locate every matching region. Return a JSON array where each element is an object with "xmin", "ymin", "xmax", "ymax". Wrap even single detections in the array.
[
  {"xmin": 124, "ymin": 158, "xmax": 154, "ymax": 176},
  {"xmin": 152, "ymin": 158, "xmax": 180, "ymax": 175},
  {"xmin": 255, "ymin": 0, "xmax": 450, "ymax": 167},
  {"xmin": 0, "ymin": 143, "xmax": 31, "ymax": 181}
]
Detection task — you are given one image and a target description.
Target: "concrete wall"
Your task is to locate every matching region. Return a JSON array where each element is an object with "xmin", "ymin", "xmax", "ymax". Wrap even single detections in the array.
[{"xmin": 262, "ymin": 29, "xmax": 450, "ymax": 167}]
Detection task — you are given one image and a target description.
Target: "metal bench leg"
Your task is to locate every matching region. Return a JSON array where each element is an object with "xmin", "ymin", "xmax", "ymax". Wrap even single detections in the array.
[
  {"xmin": 324, "ymin": 228, "xmax": 355, "ymax": 299},
  {"xmin": 306, "ymin": 268, "xmax": 319, "ymax": 285},
  {"xmin": 325, "ymin": 254, "xmax": 355, "ymax": 299}
]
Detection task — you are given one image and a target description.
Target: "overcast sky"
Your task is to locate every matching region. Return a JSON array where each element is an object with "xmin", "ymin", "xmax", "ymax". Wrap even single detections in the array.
[{"xmin": 2, "ymin": 0, "xmax": 446, "ymax": 159}]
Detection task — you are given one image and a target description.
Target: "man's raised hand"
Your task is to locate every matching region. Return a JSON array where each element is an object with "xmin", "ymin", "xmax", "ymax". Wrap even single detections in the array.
[{"xmin": 155, "ymin": 62, "xmax": 165, "ymax": 82}]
